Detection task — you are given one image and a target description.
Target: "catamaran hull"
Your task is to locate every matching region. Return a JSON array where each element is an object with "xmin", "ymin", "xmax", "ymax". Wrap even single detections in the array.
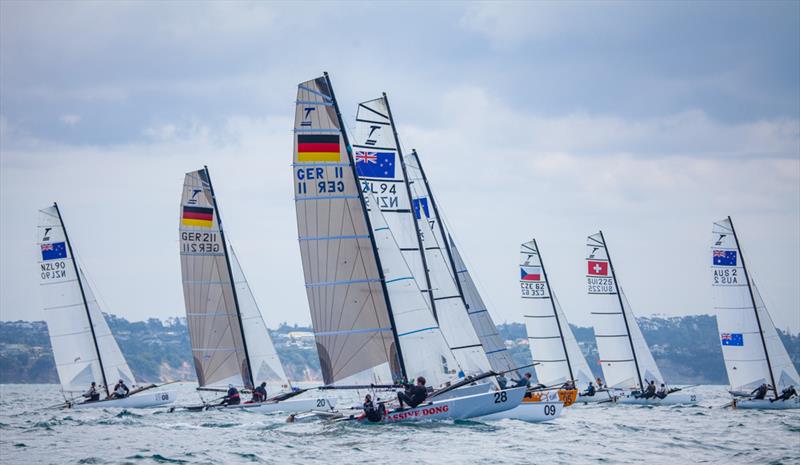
[
  {"xmin": 377, "ymin": 387, "xmax": 526, "ymax": 423},
  {"xmin": 73, "ymin": 390, "xmax": 175, "ymax": 409},
  {"xmin": 477, "ymin": 399, "xmax": 563, "ymax": 422},
  {"xmin": 733, "ymin": 397, "xmax": 800, "ymax": 410},
  {"xmin": 575, "ymin": 391, "xmax": 616, "ymax": 404},
  {"xmin": 189, "ymin": 396, "xmax": 336, "ymax": 413},
  {"xmin": 615, "ymin": 391, "xmax": 700, "ymax": 406},
  {"xmin": 431, "ymin": 382, "xmax": 491, "ymax": 400}
]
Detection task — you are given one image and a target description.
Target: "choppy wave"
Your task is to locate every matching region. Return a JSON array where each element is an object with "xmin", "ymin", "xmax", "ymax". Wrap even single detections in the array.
[{"xmin": 0, "ymin": 384, "xmax": 797, "ymax": 465}]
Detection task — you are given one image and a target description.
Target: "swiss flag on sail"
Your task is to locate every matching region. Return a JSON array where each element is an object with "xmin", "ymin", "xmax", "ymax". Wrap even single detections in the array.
[{"xmin": 587, "ymin": 261, "xmax": 609, "ymax": 276}]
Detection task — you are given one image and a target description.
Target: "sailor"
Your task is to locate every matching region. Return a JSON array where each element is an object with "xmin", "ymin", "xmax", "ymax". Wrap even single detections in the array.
[
  {"xmin": 642, "ymin": 380, "xmax": 657, "ymax": 399},
  {"xmin": 110, "ymin": 379, "xmax": 130, "ymax": 399},
  {"xmin": 582, "ymin": 381, "xmax": 596, "ymax": 397},
  {"xmin": 83, "ymin": 382, "xmax": 100, "ymax": 402},
  {"xmin": 220, "ymin": 384, "xmax": 241, "ymax": 406},
  {"xmin": 397, "ymin": 376, "xmax": 427, "ymax": 409},
  {"xmin": 362, "ymin": 394, "xmax": 385, "ymax": 422},
  {"xmin": 251, "ymin": 382, "xmax": 268, "ymax": 403},
  {"xmin": 513, "ymin": 372, "xmax": 532, "ymax": 388},
  {"xmin": 750, "ymin": 383, "xmax": 768, "ymax": 400},
  {"xmin": 655, "ymin": 383, "xmax": 668, "ymax": 400},
  {"xmin": 561, "ymin": 379, "xmax": 576, "ymax": 390},
  {"xmin": 770, "ymin": 385, "xmax": 797, "ymax": 403},
  {"xmin": 496, "ymin": 373, "xmax": 509, "ymax": 390},
  {"xmin": 596, "ymin": 377, "xmax": 606, "ymax": 389}
]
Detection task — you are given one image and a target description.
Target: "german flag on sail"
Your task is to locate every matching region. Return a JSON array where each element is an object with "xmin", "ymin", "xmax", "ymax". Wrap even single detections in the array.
[
  {"xmin": 297, "ymin": 134, "xmax": 340, "ymax": 162},
  {"xmin": 182, "ymin": 206, "xmax": 214, "ymax": 228}
]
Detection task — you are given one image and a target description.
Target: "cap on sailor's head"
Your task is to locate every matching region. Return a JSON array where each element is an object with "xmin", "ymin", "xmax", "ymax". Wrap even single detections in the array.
[
  {"xmin": 119, "ymin": 379, "xmax": 123, "ymax": 383},
  {"xmin": 228, "ymin": 384, "xmax": 234, "ymax": 388}
]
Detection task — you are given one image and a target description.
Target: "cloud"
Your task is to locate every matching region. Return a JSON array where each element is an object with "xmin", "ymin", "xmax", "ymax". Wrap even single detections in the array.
[{"xmin": 59, "ymin": 114, "xmax": 81, "ymax": 126}]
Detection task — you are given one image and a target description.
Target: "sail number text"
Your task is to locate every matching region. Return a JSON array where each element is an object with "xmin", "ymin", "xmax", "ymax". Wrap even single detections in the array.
[
  {"xmin": 296, "ymin": 166, "xmax": 345, "ymax": 195},
  {"xmin": 520, "ymin": 282, "xmax": 547, "ymax": 297},
  {"xmin": 587, "ymin": 277, "xmax": 615, "ymax": 294},
  {"xmin": 40, "ymin": 260, "xmax": 67, "ymax": 281},
  {"xmin": 181, "ymin": 232, "xmax": 221, "ymax": 253},
  {"xmin": 713, "ymin": 269, "xmax": 738, "ymax": 285}
]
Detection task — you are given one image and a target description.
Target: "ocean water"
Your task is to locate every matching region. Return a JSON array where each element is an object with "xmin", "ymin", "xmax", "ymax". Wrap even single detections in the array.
[{"xmin": 0, "ymin": 384, "xmax": 797, "ymax": 465}]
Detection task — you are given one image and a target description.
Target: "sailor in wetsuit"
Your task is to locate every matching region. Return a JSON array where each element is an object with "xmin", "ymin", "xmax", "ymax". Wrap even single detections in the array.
[
  {"xmin": 83, "ymin": 382, "xmax": 101, "ymax": 402},
  {"xmin": 641, "ymin": 380, "xmax": 657, "ymax": 399},
  {"xmin": 362, "ymin": 394, "xmax": 385, "ymax": 422},
  {"xmin": 251, "ymin": 382, "xmax": 268, "ymax": 403},
  {"xmin": 750, "ymin": 383, "xmax": 769, "ymax": 400},
  {"xmin": 582, "ymin": 381, "xmax": 596, "ymax": 397},
  {"xmin": 110, "ymin": 379, "xmax": 130, "ymax": 399},
  {"xmin": 397, "ymin": 376, "xmax": 427, "ymax": 409},
  {"xmin": 770, "ymin": 385, "xmax": 797, "ymax": 403},
  {"xmin": 220, "ymin": 384, "xmax": 241, "ymax": 406},
  {"xmin": 655, "ymin": 383, "xmax": 668, "ymax": 400}
]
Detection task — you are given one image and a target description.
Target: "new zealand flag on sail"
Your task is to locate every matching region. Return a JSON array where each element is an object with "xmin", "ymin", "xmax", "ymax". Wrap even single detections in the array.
[
  {"xmin": 41, "ymin": 242, "xmax": 67, "ymax": 261},
  {"xmin": 713, "ymin": 250, "xmax": 737, "ymax": 266},
  {"xmin": 355, "ymin": 151, "xmax": 395, "ymax": 179}
]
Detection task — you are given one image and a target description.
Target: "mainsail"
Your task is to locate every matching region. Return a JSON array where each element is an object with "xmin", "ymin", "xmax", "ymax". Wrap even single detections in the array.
[
  {"xmin": 520, "ymin": 239, "xmax": 594, "ymax": 388},
  {"xmin": 587, "ymin": 231, "xmax": 664, "ymax": 390},
  {"xmin": 37, "ymin": 203, "xmax": 136, "ymax": 396},
  {"xmin": 711, "ymin": 217, "xmax": 799, "ymax": 396},
  {"xmin": 179, "ymin": 168, "xmax": 252, "ymax": 389},
  {"xmin": 404, "ymin": 150, "xmax": 492, "ymax": 375},
  {"xmin": 293, "ymin": 74, "xmax": 403, "ymax": 385},
  {"xmin": 449, "ymin": 234, "xmax": 519, "ymax": 375}
]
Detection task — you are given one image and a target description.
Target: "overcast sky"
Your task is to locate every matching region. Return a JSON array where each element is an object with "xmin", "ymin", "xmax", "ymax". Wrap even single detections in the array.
[{"xmin": 2, "ymin": 1, "xmax": 798, "ymax": 333}]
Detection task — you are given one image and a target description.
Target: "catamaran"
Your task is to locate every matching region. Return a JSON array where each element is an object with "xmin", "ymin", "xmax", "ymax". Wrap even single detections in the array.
[
  {"xmin": 178, "ymin": 167, "xmax": 334, "ymax": 413},
  {"xmin": 290, "ymin": 74, "xmax": 523, "ymax": 422},
  {"xmin": 711, "ymin": 217, "xmax": 799, "ymax": 409},
  {"xmin": 519, "ymin": 239, "xmax": 611, "ymax": 404},
  {"xmin": 403, "ymin": 149, "xmax": 564, "ymax": 421},
  {"xmin": 37, "ymin": 203, "xmax": 175, "ymax": 409},
  {"xmin": 587, "ymin": 231, "xmax": 700, "ymax": 405}
]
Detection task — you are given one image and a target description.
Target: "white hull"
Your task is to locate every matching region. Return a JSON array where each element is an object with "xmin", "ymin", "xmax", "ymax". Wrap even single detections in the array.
[
  {"xmin": 198, "ymin": 396, "xmax": 335, "ymax": 413},
  {"xmin": 477, "ymin": 399, "xmax": 563, "ymax": 422},
  {"xmin": 615, "ymin": 391, "xmax": 700, "ymax": 406},
  {"xmin": 73, "ymin": 390, "xmax": 175, "ymax": 409},
  {"xmin": 431, "ymin": 382, "xmax": 491, "ymax": 400},
  {"xmin": 734, "ymin": 397, "xmax": 800, "ymax": 410},
  {"xmin": 575, "ymin": 390, "xmax": 616, "ymax": 404}
]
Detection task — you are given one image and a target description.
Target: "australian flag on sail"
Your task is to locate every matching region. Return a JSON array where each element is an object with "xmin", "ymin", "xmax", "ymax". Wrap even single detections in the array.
[
  {"xmin": 713, "ymin": 250, "xmax": 737, "ymax": 266},
  {"xmin": 355, "ymin": 151, "xmax": 395, "ymax": 179},
  {"xmin": 413, "ymin": 198, "xmax": 430, "ymax": 219},
  {"xmin": 721, "ymin": 333, "xmax": 744, "ymax": 346},
  {"xmin": 41, "ymin": 242, "xmax": 67, "ymax": 261}
]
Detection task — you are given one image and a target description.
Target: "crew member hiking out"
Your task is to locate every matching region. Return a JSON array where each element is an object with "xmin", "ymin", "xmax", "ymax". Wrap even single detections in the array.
[
  {"xmin": 655, "ymin": 384, "xmax": 668, "ymax": 400},
  {"xmin": 83, "ymin": 382, "xmax": 100, "ymax": 402},
  {"xmin": 770, "ymin": 385, "xmax": 797, "ymax": 403},
  {"xmin": 251, "ymin": 382, "xmax": 268, "ymax": 403},
  {"xmin": 110, "ymin": 379, "xmax": 130, "ymax": 399},
  {"xmin": 582, "ymin": 381, "xmax": 596, "ymax": 397},
  {"xmin": 397, "ymin": 377, "xmax": 427, "ymax": 409},
  {"xmin": 642, "ymin": 380, "xmax": 657, "ymax": 399},
  {"xmin": 362, "ymin": 394, "xmax": 385, "ymax": 422},
  {"xmin": 220, "ymin": 384, "xmax": 241, "ymax": 406},
  {"xmin": 750, "ymin": 383, "xmax": 769, "ymax": 400}
]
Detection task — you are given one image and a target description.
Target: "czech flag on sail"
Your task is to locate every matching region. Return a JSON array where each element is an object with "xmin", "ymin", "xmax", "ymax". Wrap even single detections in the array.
[
  {"xmin": 520, "ymin": 266, "xmax": 542, "ymax": 281},
  {"xmin": 297, "ymin": 134, "xmax": 340, "ymax": 162},
  {"xmin": 182, "ymin": 206, "xmax": 214, "ymax": 228},
  {"xmin": 355, "ymin": 151, "xmax": 395, "ymax": 178},
  {"xmin": 587, "ymin": 260, "xmax": 609, "ymax": 276},
  {"xmin": 721, "ymin": 333, "xmax": 743, "ymax": 346},
  {"xmin": 713, "ymin": 250, "xmax": 737, "ymax": 266},
  {"xmin": 41, "ymin": 242, "xmax": 67, "ymax": 261}
]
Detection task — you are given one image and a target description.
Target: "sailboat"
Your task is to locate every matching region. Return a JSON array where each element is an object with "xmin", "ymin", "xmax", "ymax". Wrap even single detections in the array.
[
  {"xmin": 290, "ymin": 74, "xmax": 525, "ymax": 422},
  {"xmin": 519, "ymin": 239, "xmax": 611, "ymax": 404},
  {"xmin": 711, "ymin": 217, "xmax": 799, "ymax": 409},
  {"xmin": 37, "ymin": 203, "xmax": 175, "ymax": 409},
  {"xmin": 587, "ymin": 231, "xmax": 700, "ymax": 405},
  {"xmin": 178, "ymin": 167, "xmax": 334, "ymax": 413},
  {"xmin": 403, "ymin": 149, "xmax": 563, "ymax": 421}
]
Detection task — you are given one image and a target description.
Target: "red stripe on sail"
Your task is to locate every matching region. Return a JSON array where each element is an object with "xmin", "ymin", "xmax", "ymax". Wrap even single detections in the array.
[
  {"xmin": 298, "ymin": 142, "xmax": 340, "ymax": 153},
  {"xmin": 183, "ymin": 211, "xmax": 213, "ymax": 221}
]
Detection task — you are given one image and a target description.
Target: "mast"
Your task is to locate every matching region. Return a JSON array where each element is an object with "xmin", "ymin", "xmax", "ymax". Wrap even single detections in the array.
[
  {"xmin": 599, "ymin": 230, "xmax": 644, "ymax": 392},
  {"xmin": 203, "ymin": 166, "xmax": 254, "ymax": 389},
  {"xmin": 728, "ymin": 216, "xmax": 778, "ymax": 398},
  {"xmin": 54, "ymin": 202, "xmax": 110, "ymax": 397},
  {"xmin": 324, "ymin": 73, "xmax": 407, "ymax": 381},
  {"xmin": 534, "ymin": 238, "xmax": 574, "ymax": 382},
  {"xmin": 383, "ymin": 93, "xmax": 439, "ymax": 321},
  {"xmin": 411, "ymin": 149, "xmax": 470, "ymax": 314}
]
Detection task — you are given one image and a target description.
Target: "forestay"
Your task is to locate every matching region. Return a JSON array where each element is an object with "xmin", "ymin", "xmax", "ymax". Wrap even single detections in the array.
[
  {"xmin": 180, "ymin": 170, "xmax": 251, "ymax": 389},
  {"xmin": 229, "ymin": 246, "xmax": 291, "ymax": 392},
  {"xmin": 711, "ymin": 217, "xmax": 799, "ymax": 394},
  {"xmin": 37, "ymin": 204, "xmax": 135, "ymax": 395},
  {"xmin": 366, "ymin": 195, "xmax": 458, "ymax": 387},
  {"xmin": 520, "ymin": 239, "xmax": 593, "ymax": 388},
  {"xmin": 404, "ymin": 150, "xmax": 492, "ymax": 375},
  {"xmin": 587, "ymin": 232, "xmax": 664, "ymax": 390},
  {"xmin": 293, "ymin": 75, "xmax": 401, "ymax": 385},
  {"xmin": 449, "ymin": 234, "xmax": 518, "ymax": 375}
]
